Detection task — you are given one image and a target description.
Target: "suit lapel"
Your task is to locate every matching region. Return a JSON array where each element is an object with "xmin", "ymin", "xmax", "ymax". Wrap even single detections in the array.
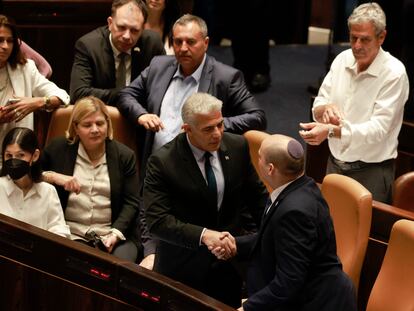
[
  {"xmin": 176, "ymin": 134, "xmax": 208, "ymax": 191},
  {"xmin": 102, "ymin": 27, "xmax": 116, "ymax": 86},
  {"xmin": 7, "ymin": 64, "xmax": 25, "ymax": 95},
  {"xmin": 251, "ymin": 175, "xmax": 310, "ymax": 253},
  {"xmin": 130, "ymin": 44, "xmax": 142, "ymax": 80},
  {"xmin": 62, "ymin": 142, "xmax": 79, "ymax": 176},
  {"xmin": 198, "ymin": 55, "xmax": 213, "ymax": 93},
  {"xmin": 151, "ymin": 59, "xmax": 178, "ymax": 115}
]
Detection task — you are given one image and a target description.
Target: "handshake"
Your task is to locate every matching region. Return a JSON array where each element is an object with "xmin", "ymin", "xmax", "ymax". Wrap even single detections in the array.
[{"xmin": 202, "ymin": 229, "xmax": 237, "ymax": 261}]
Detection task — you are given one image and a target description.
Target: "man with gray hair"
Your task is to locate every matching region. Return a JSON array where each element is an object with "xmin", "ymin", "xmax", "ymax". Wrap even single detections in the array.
[
  {"xmin": 233, "ymin": 134, "xmax": 357, "ymax": 311},
  {"xmin": 144, "ymin": 92, "xmax": 268, "ymax": 308},
  {"xmin": 299, "ymin": 2, "xmax": 409, "ymax": 203}
]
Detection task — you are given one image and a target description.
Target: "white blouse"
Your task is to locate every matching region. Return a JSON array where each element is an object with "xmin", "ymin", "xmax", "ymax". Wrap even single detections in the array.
[{"xmin": 0, "ymin": 176, "xmax": 70, "ymax": 238}]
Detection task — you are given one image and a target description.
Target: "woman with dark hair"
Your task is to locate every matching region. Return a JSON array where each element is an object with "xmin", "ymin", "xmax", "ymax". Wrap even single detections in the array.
[
  {"xmin": 144, "ymin": 0, "xmax": 181, "ymax": 54},
  {"xmin": 0, "ymin": 15, "xmax": 70, "ymax": 166},
  {"xmin": 0, "ymin": 127, "xmax": 70, "ymax": 237}
]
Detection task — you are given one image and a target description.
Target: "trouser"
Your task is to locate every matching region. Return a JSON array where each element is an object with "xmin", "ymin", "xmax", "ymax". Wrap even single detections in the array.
[{"xmin": 326, "ymin": 155, "xmax": 395, "ymax": 204}]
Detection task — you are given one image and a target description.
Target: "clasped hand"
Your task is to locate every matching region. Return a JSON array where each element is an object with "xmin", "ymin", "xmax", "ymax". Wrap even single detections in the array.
[{"xmin": 202, "ymin": 229, "xmax": 237, "ymax": 260}]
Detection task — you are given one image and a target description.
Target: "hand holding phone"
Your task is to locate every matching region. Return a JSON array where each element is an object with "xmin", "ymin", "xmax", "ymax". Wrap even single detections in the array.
[{"xmin": 5, "ymin": 98, "xmax": 20, "ymax": 106}]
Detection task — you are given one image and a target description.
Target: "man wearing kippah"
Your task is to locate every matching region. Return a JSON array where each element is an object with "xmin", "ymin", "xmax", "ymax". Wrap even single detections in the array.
[{"xmin": 229, "ymin": 134, "xmax": 357, "ymax": 311}]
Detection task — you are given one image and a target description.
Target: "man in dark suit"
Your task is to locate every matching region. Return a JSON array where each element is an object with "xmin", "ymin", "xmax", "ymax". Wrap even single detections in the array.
[
  {"xmin": 144, "ymin": 93, "xmax": 268, "ymax": 308},
  {"xmin": 118, "ymin": 14, "xmax": 267, "ymax": 180},
  {"xmin": 70, "ymin": 0, "xmax": 165, "ymax": 106},
  {"xmin": 233, "ymin": 134, "xmax": 357, "ymax": 311}
]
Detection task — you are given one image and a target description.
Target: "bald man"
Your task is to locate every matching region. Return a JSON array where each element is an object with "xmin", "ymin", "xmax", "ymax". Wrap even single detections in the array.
[{"xmin": 235, "ymin": 135, "xmax": 357, "ymax": 311}]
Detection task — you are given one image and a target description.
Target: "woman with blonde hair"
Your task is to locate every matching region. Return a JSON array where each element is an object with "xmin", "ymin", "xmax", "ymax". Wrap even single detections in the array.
[{"xmin": 41, "ymin": 96, "xmax": 153, "ymax": 265}]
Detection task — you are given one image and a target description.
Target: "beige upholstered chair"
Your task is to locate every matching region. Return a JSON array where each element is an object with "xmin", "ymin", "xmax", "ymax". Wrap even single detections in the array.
[
  {"xmin": 366, "ymin": 219, "xmax": 414, "ymax": 311},
  {"xmin": 393, "ymin": 171, "xmax": 414, "ymax": 212},
  {"xmin": 243, "ymin": 130, "xmax": 272, "ymax": 192},
  {"xmin": 321, "ymin": 173, "xmax": 372, "ymax": 292}
]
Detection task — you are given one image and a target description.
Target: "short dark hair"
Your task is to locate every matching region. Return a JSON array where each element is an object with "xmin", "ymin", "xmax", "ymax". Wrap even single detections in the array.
[
  {"xmin": 0, "ymin": 15, "xmax": 27, "ymax": 68},
  {"xmin": 111, "ymin": 0, "xmax": 148, "ymax": 22},
  {"xmin": 1, "ymin": 127, "xmax": 42, "ymax": 182}
]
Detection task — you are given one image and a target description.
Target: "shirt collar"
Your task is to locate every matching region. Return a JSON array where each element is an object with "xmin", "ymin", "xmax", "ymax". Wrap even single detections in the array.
[
  {"xmin": 109, "ymin": 33, "xmax": 131, "ymax": 57},
  {"xmin": 269, "ymin": 175, "xmax": 303, "ymax": 204},
  {"xmin": 346, "ymin": 47, "xmax": 385, "ymax": 77},
  {"xmin": 3, "ymin": 175, "xmax": 41, "ymax": 198},
  {"xmin": 186, "ymin": 134, "xmax": 218, "ymax": 162},
  {"xmin": 78, "ymin": 143, "xmax": 107, "ymax": 165},
  {"xmin": 174, "ymin": 54, "xmax": 206, "ymax": 82}
]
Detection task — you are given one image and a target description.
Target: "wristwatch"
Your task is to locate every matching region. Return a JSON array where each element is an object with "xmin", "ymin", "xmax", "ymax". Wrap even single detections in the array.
[
  {"xmin": 43, "ymin": 96, "xmax": 54, "ymax": 112},
  {"xmin": 327, "ymin": 126, "xmax": 335, "ymax": 139}
]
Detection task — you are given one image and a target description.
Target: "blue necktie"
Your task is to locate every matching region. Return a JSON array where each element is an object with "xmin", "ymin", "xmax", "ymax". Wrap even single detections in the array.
[{"xmin": 204, "ymin": 152, "xmax": 217, "ymax": 204}]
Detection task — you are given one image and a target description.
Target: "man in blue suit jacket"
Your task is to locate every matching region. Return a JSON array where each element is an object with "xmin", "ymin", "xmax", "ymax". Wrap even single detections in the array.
[
  {"xmin": 70, "ymin": 0, "xmax": 165, "ymax": 106},
  {"xmin": 118, "ymin": 14, "xmax": 267, "ymax": 180},
  {"xmin": 234, "ymin": 134, "xmax": 357, "ymax": 311}
]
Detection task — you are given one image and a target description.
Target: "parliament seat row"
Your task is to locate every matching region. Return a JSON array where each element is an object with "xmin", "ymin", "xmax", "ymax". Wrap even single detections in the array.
[{"xmin": 0, "ymin": 213, "xmax": 235, "ymax": 311}]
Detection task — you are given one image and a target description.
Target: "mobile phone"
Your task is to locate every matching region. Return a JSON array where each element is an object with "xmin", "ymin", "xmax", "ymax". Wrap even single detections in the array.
[{"xmin": 5, "ymin": 98, "xmax": 20, "ymax": 106}]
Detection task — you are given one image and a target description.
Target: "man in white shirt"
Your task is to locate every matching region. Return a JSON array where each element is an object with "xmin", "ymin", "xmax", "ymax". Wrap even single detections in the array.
[{"xmin": 299, "ymin": 2, "xmax": 409, "ymax": 203}]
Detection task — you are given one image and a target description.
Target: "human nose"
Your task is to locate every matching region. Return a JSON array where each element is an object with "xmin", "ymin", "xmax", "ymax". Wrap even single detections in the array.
[
  {"xmin": 122, "ymin": 29, "xmax": 131, "ymax": 41},
  {"xmin": 90, "ymin": 124, "xmax": 99, "ymax": 132}
]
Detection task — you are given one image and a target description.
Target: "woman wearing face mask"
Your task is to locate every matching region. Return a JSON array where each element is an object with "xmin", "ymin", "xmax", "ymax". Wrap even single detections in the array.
[
  {"xmin": 0, "ymin": 127, "xmax": 70, "ymax": 238},
  {"xmin": 40, "ymin": 96, "xmax": 149, "ymax": 265}
]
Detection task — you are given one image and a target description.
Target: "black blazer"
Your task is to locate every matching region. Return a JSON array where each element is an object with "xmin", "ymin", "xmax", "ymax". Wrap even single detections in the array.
[
  {"xmin": 118, "ymin": 54, "xmax": 267, "ymax": 180},
  {"xmin": 237, "ymin": 175, "xmax": 357, "ymax": 311},
  {"xmin": 40, "ymin": 138, "xmax": 153, "ymax": 252},
  {"xmin": 144, "ymin": 132, "xmax": 268, "ymax": 293},
  {"xmin": 70, "ymin": 26, "xmax": 165, "ymax": 105}
]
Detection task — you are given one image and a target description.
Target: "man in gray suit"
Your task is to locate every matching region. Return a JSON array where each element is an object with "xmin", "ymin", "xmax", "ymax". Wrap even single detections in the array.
[
  {"xmin": 117, "ymin": 14, "xmax": 267, "ymax": 180},
  {"xmin": 70, "ymin": 0, "xmax": 165, "ymax": 106}
]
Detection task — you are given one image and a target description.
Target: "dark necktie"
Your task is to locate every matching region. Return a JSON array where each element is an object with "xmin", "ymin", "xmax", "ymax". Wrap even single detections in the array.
[
  {"xmin": 116, "ymin": 52, "xmax": 127, "ymax": 88},
  {"xmin": 204, "ymin": 152, "xmax": 217, "ymax": 204}
]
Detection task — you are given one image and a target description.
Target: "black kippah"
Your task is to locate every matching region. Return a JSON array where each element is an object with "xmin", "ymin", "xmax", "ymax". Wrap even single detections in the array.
[{"xmin": 287, "ymin": 140, "xmax": 304, "ymax": 159}]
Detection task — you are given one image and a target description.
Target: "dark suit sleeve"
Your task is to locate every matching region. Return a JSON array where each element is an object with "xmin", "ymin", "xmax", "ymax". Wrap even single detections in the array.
[
  {"xmin": 243, "ymin": 209, "xmax": 318, "ymax": 311},
  {"xmin": 70, "ymin": 38, "xmax": 121, "ymax": 105},
  {"xmin": 117, "ymin": 66, "xmax": 150, "ymax": 124},
  {"xmin": 222, "ymin": 69, "xmax": 267, "ymax": 133},
  {"xmin": 236, "ymin": 233, "xmax": 257, "ymax": 259},
  {"xmin": 111, "ymin": 146, "xmax": 140, "ymax": 234},
  {"xmin": 144, "ymin": 154, "xmax": 205, "ymax": 249}
]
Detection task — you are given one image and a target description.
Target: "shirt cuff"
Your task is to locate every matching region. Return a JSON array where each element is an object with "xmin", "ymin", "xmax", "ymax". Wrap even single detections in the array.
[
  {"xmin": 199, "ymin": 228, "xmax": 207, "ymax": 246},
  {"xmin": 110, "ymin": 228, "xmax": 126, "ymax": 241}
]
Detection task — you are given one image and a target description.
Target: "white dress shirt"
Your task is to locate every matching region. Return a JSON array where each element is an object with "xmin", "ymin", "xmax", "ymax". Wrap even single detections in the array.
[
  {"xmin": 0, "ymin": 176, "xmax": 70, "ymax": 238},
  {"xmin": 313, "ymin": 48, "xmax": 409, "ymax": 163}
]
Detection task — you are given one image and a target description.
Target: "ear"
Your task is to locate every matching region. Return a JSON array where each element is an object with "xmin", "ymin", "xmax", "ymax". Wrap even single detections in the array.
[
  {"xmin": 378, "ymin": 29, "xmax": 386, "ymax": 45},
  {"xmin": 31, "ymin": 149, "xmax": 40, "ymax": 163},
  {"xmin": 107, "ymin": 16, "xmax": 113, "ymax": 29},
  {"xmin": 267, "ymin": 163, "xmax": 275, "ymax": 176},
  {"xmin": 182, "ymin": 123, "xmax": 191, "ymax": 134},
  {"xmin": 204, "ymin": 36, "xmax": 210, "ymax": 51}
]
